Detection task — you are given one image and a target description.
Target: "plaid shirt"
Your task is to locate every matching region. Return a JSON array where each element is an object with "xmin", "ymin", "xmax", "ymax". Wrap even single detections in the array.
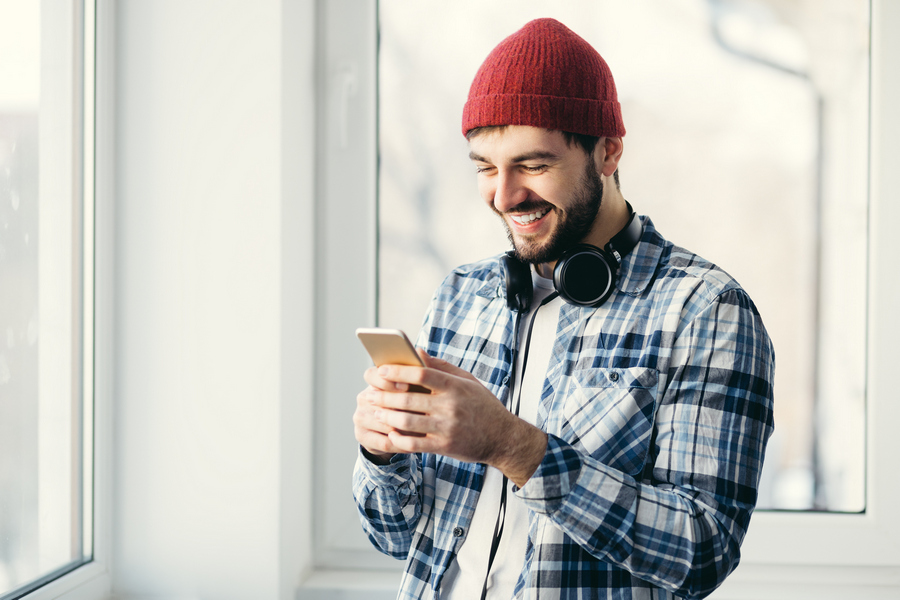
[{"xmin": 353, "ymin": 216, "xmax": 775, "ymax": 600}]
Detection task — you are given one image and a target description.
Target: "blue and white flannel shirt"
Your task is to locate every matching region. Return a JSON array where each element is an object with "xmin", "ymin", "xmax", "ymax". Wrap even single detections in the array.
[{"xmin": 353, "ymin": 216, "xmax": 775, "ymax": 600}]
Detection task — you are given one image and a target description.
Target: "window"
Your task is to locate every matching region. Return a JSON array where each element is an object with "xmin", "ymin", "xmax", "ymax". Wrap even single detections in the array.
[
  {"xmin": 378, "ymin": 0, "xmax": 869, "ymax": 514},
  {"xmin": 0, "ymin": 2, "xmax": 104, "ymax": 598},
  {"xmin": 311, "ymin": 0, "xmax": 900, "ymax": 596}
]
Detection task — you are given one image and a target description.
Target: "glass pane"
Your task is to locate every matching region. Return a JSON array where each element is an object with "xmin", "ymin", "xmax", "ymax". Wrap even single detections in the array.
[
  {"xmin": 378, "ymin": 0, "xmax": 868, "ymax": 512},
  {"xmin": 0, "ymin": 0, "xmax": 91, "ymax": 595}
]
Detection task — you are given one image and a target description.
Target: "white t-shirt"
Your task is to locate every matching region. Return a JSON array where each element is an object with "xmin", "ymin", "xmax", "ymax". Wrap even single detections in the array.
[{"xmin": 441, "ymin": 270, "xmax": 562, "ymax": 599}]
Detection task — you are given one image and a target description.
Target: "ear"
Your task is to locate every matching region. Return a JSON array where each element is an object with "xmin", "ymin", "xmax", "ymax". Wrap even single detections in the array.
[{"xmin": 594, "ymin": 137, "xmax": 624, "ymax": 177}]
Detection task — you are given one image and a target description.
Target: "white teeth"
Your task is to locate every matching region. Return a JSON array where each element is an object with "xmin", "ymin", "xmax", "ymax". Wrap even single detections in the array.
[{"xmin": 510, "ymin": 209, "xmax": 548, "ymax": 225}]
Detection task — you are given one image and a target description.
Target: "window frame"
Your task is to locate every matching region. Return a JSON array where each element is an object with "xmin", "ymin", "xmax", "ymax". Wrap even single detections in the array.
[
  {"xmin": 16, "ymin": 1, "xmax": 113, "ymax": 598},
  {"xmin": 310, "ymin": 0, "xmax": 900, "ymax": 596}
]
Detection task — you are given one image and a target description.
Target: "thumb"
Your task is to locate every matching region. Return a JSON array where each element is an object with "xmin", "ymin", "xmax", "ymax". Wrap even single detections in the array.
[{"xmin": 417, "ymin": 348, "xmax": 477, "ymax": 380}]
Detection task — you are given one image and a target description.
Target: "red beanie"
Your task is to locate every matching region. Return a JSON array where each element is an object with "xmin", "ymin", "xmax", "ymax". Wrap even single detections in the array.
[{"xmin": 462, "ymin": 18, "xmax": 625, "ymax": 139}]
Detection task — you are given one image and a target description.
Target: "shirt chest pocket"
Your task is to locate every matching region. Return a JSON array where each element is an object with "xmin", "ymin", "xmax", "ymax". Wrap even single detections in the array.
[{"xmin": 561, "ymin": 367, "xmax": 658, "ymax": 476}]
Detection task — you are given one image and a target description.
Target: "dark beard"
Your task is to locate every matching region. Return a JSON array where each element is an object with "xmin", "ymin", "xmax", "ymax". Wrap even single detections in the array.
[{"xmin": 503, "ymin": 161, "xmax": 603, "ymax": 265}]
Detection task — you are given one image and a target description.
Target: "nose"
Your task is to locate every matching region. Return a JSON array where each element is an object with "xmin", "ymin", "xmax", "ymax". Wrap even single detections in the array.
[{"xmin": 489, "ymin": 170, "xmax": 528, "ymax": 214}]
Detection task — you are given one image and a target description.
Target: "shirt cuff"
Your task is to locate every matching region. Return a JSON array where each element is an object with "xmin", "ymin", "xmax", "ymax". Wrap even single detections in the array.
[
  {"xmin": 355, "ymin": 446, "xmax": 414, "ymax": 487},
  {"xmin": 515, "ymin": 434, "xmax": 582, "ymax": 514}
]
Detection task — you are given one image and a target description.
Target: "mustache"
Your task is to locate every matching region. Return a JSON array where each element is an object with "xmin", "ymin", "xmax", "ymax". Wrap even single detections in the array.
[{"xmin": 493, "ymin": 200, "xmax": 554, "ymax": 216}]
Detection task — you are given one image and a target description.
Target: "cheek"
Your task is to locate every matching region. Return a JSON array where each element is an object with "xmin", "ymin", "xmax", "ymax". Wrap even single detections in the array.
[{"xmin": 477, "ymin": 179, "xmax": 496, "ymax": 206}]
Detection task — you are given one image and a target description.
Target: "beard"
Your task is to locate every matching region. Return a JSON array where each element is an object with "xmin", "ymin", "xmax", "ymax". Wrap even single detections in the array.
[{"xmin": 498, "ymin": 161, "xmax": 604, "ymax": 265}]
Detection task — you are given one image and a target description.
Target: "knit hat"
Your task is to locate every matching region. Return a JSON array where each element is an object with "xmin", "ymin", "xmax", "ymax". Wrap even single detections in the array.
[{"xmin": 462, "ymin": 18, "xmax": 625, "ymax": 139}]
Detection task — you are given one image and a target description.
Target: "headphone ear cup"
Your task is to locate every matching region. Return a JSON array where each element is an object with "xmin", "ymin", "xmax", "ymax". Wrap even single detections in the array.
[
  {"xmin": 553, "ymin": 244, "xmax": 616, "ymax": 307},
  {"xmin": 502, "ymin": 251, "xmax": 533, "ymax": 312}
]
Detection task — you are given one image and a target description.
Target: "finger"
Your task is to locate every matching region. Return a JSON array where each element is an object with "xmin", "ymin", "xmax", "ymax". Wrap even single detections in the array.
[
  {"xmin": 353, "ymin": 403, "xmax": 398, "ymax": 436},
  {"xmin": 356, "ymin": 392, "xmax": 430, "ymax": 441},
  {"xmin": 374, "ymin": 405, "xmax": 434, "ymax": 436},
  {"xmin": 417, "ymin": 351, "xmax": 478, "ymax": 381},
  {"xmin": 386, "ymin": 429, "xmax": 439, "ymax": 454},
  {"xmin": 361, "ymin": 388, "xmax": 422, "ymax": 413},
  {"xmin": 356, "ymin": 428, "xmax": 407, "ymax": 455},
  {"xmin": 357, "ymin": 416, "xmax": 426, "ymax": 447},
  {"xmin": 367, "ymin": 389, "xmax": 431, "ymax": 414},
  {"xmin": 363, "ymin": 366, "xmax": 413, "ymax": 393},
  {"xmin": 375, "ymin": 363, "xmax": 432, "ymax": 392}
]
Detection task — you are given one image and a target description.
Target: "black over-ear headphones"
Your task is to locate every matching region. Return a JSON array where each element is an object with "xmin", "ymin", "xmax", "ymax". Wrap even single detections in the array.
[{"xmin": 502, "ymin": 206, "xmax": 643, "ymax": 311}]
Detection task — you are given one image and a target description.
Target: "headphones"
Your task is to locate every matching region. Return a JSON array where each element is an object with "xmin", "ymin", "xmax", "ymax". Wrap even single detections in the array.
[{"xmin": 502, "ymin": 206, "xmax": 643, "ymax": 311}]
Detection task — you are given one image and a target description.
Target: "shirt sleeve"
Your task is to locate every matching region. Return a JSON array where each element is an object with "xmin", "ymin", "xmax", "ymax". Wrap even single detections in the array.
[
  {"xmin": 352, "ymin": 447, "xmax": 423, "ymax": 560},
  {"xmin": 515, "ymin": 288, "xmax": 775, "ymax": 599}
]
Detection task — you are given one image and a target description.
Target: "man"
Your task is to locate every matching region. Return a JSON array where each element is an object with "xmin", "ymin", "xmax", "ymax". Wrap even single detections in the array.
[{"xmin": 353, "ymin": 17, "xmax": 774, "ymax": 600}]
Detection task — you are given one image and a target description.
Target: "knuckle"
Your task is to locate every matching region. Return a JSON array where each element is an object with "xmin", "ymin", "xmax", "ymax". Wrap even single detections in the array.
[
  {"xmin": 443, "ymin": 400, "xmax": 463, "ymax": 421},
  {"xmin": 433, "ymin": 439, "xmax": 453, "ymax": 457},
  {"xmin": 401, "ymin": 436, "xmax": 422, "ymax": 453}
]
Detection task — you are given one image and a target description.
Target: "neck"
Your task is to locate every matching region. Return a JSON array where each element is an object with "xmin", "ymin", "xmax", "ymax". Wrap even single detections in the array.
[
  {"xmin": 584, "ymin": 188, "xmax": 630, "ymax": 249},
  {"xmin": 535, "ymin": 262, "xmax": 554, "ymax": 279}
]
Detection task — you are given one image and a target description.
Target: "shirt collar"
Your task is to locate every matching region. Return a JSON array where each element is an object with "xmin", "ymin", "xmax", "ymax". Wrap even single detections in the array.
[{"xmin": 615, "ymin": 215, "xmax": 665, "ymax": 297}]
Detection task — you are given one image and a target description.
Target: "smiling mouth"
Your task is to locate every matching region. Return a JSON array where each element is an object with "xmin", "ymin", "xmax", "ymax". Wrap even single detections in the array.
[{"xmin": 508, "ymin": 207, "xmax": 549, "ymax": 225}]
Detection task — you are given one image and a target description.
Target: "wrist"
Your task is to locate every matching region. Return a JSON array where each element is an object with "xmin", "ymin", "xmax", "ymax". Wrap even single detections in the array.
[
  {"xmin": 361, "ymin": 446, "xmax": 396, "ymax": 465},
  {"xmin": 491, "ymin": 417, "xmax": 548, "ymax": 487}
]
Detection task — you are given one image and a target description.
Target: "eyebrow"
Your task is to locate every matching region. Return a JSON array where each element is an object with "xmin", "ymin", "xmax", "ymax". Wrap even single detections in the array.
[{"xmin": 468, "ymin": 150, "xmax": 561, "ymax": 163}]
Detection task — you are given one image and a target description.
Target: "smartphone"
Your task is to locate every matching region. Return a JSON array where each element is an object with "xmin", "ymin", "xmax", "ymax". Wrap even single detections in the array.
[{"xmin": 356, "ymin": 327, "xmax": 430, "ymax": 393}]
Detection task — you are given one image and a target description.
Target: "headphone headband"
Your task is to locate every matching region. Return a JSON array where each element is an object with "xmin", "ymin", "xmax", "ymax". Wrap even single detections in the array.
[{"xmin": 605, "ymin": 206, "xmax": 643, "ymax": 263}]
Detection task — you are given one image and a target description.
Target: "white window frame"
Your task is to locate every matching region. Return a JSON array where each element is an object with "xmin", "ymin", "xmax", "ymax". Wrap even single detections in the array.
[
  {"xmin": 17, "ymin": 1, "xmax": 113, "ymax": 599},
  {"xmin": 310, "ymin": 0, "xmax": 900, "ymax": 597}
]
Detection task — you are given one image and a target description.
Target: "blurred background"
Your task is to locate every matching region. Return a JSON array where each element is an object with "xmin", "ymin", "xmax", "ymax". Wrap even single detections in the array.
[{"xmin": 378, "ymin": 0, "xmax": 869, "ymax": 514}]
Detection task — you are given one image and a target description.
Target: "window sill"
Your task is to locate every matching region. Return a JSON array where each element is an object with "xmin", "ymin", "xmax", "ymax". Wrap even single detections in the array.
[
  {"xmin": 712, "ymin": 564, "xmax": 900, "ymax": 599},
  {"xmin": 17, "ymin": 562, "xmax": 110, "ymax": 600},
  {"xmin": 291, "ymin": 565, "xmax": 900, "ymax": 600},
  {"xmin": 296, "ymin": 569, "xmax": 400, "ymax": 600}
]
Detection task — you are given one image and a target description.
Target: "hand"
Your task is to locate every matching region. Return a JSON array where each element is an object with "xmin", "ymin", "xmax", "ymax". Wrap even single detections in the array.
[
  {"xmin": 353, "ymin": 382, "xmax": 418, "ymax": 464},
  {"xmin": 359, "ymin": 350, "xmax": 548, "ymax": 486}
]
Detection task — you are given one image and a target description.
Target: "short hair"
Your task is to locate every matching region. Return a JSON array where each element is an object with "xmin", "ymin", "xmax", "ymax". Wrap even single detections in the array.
[{"xmin": 559, "ymin": 131, "xmax": 600, "ymax": 155}]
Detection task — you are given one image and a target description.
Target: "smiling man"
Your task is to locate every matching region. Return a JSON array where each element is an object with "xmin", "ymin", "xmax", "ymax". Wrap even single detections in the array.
[{"xmin": 353, "ymin": 18, "xmax": 775, "ymax": 600}]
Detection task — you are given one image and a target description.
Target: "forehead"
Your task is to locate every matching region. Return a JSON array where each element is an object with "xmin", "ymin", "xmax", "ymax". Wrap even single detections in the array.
[{"xmin": 467, "ymin": 126, "xmax": 572, "ymax": 162}]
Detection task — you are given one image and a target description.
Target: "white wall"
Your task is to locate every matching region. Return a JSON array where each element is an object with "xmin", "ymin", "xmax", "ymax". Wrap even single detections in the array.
[{"xmin": 113, "ymin": 1, "xmax": 314, "ymax": 598}]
